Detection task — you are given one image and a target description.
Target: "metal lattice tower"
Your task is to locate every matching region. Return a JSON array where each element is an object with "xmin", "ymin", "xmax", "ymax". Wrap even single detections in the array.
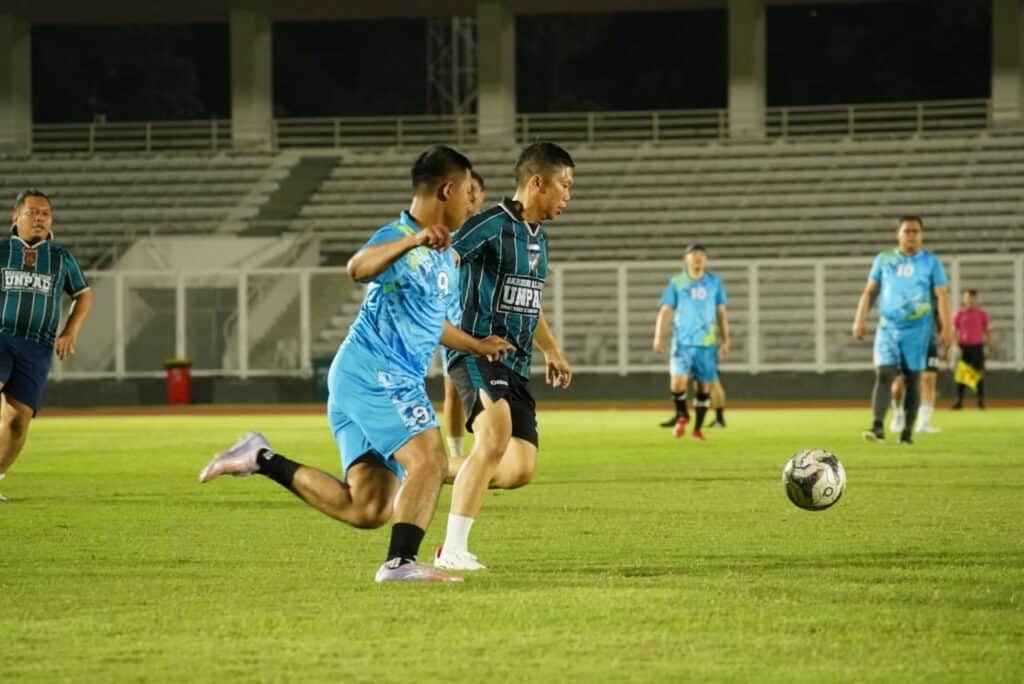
[{"xmin": 426, "ymin": 17, "xmax": 477, "ymax": 116}]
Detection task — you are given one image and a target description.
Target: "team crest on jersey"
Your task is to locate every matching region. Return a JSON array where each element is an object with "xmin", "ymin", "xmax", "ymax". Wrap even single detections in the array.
[
  {"xmin": 497, "ymin": 273, "xmax": 544, "ymax": 317},
  {"xmin": 23, "ymin": 249, "xmax": 37, "ymax": 267},
  {"xmin": 528, "ymin": 243, "xmax": 542, "ymax": 273},
  {"xmin": 2, "ymin": 268, "xmax": 53, "ymax": 294}
]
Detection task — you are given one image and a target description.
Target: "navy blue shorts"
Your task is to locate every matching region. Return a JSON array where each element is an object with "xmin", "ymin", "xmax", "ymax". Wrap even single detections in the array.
[{"xmin": 0, "ymin": 331, "xmax": 53, "ymax": 416}]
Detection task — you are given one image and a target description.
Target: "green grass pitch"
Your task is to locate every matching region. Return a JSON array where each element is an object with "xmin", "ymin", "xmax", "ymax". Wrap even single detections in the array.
[{"xmin": 3, "ymin": 408, "xmax": 1022, "ymax": 682}]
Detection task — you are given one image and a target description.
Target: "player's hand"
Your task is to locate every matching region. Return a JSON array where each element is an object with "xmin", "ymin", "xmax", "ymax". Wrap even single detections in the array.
[
  {"xmin": 545, "ymin": 351, "xmax": 572, "ymax": 389},
  {"xmin": 852, "ymin": 322, "xmax": 866, "ymax": 340},
  {"xmin": 653, "ymin": 338, "xmax": 665, "ymax": 353},
  {"xmin": 55, "ymin": 334, "xmax": 77, "ymax": 361},
  {"xmin": 474, "ymin": 336, "xmax": 515, "ymax": 362},
  {"xmin": 939, "ymin": 326, "xmax": 954, "ymax": 350},
  {"xmin": 717, "ymin": 340, "xmax": 730, "ymax": 361},
  {"xmin": 986, "ymin": 346, "xmax": 995, "ymax": 360},
  {"xmin": 414, "ymin": 224, "xmax": 452, "ymax": 252}
]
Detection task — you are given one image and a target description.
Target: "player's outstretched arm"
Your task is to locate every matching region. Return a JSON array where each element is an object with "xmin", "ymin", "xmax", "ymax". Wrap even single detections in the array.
[
  {"xmin": 56, "ymin": 288, "xmax": 94, "ymax": 361},
  {"xmin": 852, "ymin": 280, "xmax": 879, "ymax": 340},
  {"xmin": 536, "ymin": 309, "xmax": 571, "ymax": 389},
  {"xmin": 440, "ymin": 322, "xmax": 514, "ymax": 361},
  {"xmin": 346, "ymin": 226, "xmax": 452, "ymax": 282}
]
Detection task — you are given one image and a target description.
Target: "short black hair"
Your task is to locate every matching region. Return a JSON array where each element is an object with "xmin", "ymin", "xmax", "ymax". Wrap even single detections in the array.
[
  {"xmin": 471, "ymin": 169, "xmax": 485, "ymax": 189},
  {"xmin": 899, "ymin": 215, "xmax": 923, "ymax": 228},
  {"xmin": 410, "ymin": 145, "xmax": 472, "ymax": 193},
  {"xmin": 515, "ymin": 141, "xmax": 574, "ymax": 187},
  {"xmin": 966, "ymin": 289, "xmax": 979, "ymax": 296},
  {"xmin": 13, "ymin": 189, "xmax": 52, "ymax": 214}
]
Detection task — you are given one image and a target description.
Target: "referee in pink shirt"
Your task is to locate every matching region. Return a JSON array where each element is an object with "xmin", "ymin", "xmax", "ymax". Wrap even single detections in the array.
[{"xmin": 952, "ymin": 289, "xmax": 993, "ymax": 409}]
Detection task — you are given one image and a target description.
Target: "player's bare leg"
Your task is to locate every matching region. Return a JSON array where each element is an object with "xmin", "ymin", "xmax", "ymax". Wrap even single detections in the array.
[
  {"xmin": 668, "ymin": 374, "xmax": 689, "ymax": 437},
  {"xmin": 889, "ymin": 375, "xmax": 906, "ymax": 432},
  {"xmin": 915, "ymin": 370, "xmax": 940, "ymax": 433},
  {"xmin": 287, "ymin": 457, "xmax": 398, "ymax": 528},
  {"xmin": 0, "ymin": 393, "xmax": 34, "ymax": 501},
  {"xmin": 443, "ymin": 377, "xmax": 468, "ymax": 484},
  {"xmin": 707, "ymin": 381, "xmax": 727, "ymax": 428},
  {"xmin": 436, "ymin": 391, "xmax": 511, "ymax": 570},
  {"xmin": 488, "ymin": 438, "xmax": 537, "ymax": 490}
]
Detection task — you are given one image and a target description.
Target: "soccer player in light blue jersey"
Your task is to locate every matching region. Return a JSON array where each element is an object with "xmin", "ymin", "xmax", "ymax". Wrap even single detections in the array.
[
  {"xmin": 853, "ymin": 216, "xmax": 952, "ymax": 445},
  {"xmin": 653, "ymin": 244, "xmax": 730, "ymax": 441},
  {"xmin": 200, "ymin": 147, "xmax": 512, "ymax": 583}
]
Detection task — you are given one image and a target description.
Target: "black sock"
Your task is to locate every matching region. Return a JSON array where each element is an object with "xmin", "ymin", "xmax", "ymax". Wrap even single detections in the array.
[
  {"xmin": 902, "ymin": 371, "xmax": 921, "ymax": 440},
  {"xmin": 672, "ymin": 392, "xmax": 689, "ymax": 420},
  {"xmin": 976, "ymin": 379, "xmax": 985, "ymax": 404},
  {"xmin": 694, "ymin": 392, "xmax": 710, "ymax": 430},
  {"xmin": 256, "ymin": 449, "xmax": 301, "ymax": 490},
  {"xmin": 387, "ymin": 522, "xmax": 425, "ymax": 563},
  {"xmin": 715, "ymin": 408, "xmax": 725, "ymax": 423},
  {"xmin": 956, "ymin": 383, "xmax": 965, "ymax": 403}
]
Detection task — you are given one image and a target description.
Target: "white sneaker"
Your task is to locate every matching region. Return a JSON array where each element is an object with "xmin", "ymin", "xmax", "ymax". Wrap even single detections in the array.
[
  {"xmin": 889, "ymin": 413, "xmax": 906, "ymax": 432},
  {"xmin": 915, "ymin": 423, "xmax": 941, "ymax": 433},
  {"xmin": 434, "ymin": 545, "xmax": 487, "ymax": 571},
  {"xmin": 198, "ymin": 432, "xmax": 271, "ymax": 483}
]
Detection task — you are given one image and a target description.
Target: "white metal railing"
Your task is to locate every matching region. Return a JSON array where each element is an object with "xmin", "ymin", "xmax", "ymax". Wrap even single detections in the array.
[
  {"xmin": 29, "ymin": 99, "xmax": 996, "ymax": 154},
  {"xmin": 51, "ymin": 254, "xmax": 1024, "ymax": 381}
]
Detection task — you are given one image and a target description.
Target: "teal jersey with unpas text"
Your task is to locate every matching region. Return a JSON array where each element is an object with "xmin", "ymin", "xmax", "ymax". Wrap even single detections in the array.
[
  {"xmin": 660, "ymin": 270, "xmax": 727, "ymax": 347},
  {"xmin": 338, "ymin": 211, "xmax": 460, "ymax": 378},
  {"xmin": 0, "ymin": 236, "xmax": 89, "ymax": 347},
  {"xmin": 448, "ymin": 198, "xmax": 549, "ymax": 379},
  {"xmin": 868, "ymin": 248, "xmax": 948, "ymax": 327}
]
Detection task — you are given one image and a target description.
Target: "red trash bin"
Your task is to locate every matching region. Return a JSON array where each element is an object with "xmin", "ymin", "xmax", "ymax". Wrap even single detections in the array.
[{"xmin": 164, "ymin": 359, "xmax": 192, "ymax": 405}]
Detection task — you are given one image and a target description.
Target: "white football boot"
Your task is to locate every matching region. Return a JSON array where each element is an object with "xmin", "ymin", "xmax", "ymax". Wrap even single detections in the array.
[
  {"xmin": 434, "ymin": 545, "xmax": 487, "ymax": 571},
  {"xmin": 0, "ymin": 472, "xmax": 6, "ymax": 502},
  {"xmin": 198, "ymin": 432, "xmax": 271, "ymax": 483}
]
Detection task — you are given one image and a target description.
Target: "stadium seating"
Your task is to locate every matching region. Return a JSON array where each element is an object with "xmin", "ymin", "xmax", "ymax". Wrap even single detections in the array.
[
  {"xmin": 300, "ymin": 130, "xmax": 1024, "ymax": 263},
  {"xmin": 300, "ymin": 131, "xmax": 1024, "ymax": 362},
  {"xmin": 0, "ymin": 153, "xmax": 288, "ymax": 267}
]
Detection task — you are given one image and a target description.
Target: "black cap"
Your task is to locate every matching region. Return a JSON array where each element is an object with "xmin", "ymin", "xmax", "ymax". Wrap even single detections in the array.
[{"xmin": 685, "ymin": 243, "xmax": 707, "ymax": 255}]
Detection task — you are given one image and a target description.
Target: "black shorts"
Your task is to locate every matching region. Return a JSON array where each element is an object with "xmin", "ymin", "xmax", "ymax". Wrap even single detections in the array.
[
  {"xmin": 959, "ymin": 344, "xmax": 985, "ymax": 371},
  {"xmin": 925, "ymin": 339, "xmax": 941, "ymax": 373},
  {"xmin": 448, "ymin": 355, "xmax": 538, "ymax": 447},
  {"xmin": 0, "ymin": 331, "xmax": 53, "ymax": 416}
]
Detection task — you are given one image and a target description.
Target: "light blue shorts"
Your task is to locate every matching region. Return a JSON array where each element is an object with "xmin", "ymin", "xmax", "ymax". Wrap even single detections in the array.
[
  {"xmin": 670, "ymin": 344, "xmax": 719, "ymax": 383},
  {"xmin": 873, "ymin": 321, "xmax": 931, "ymax": 372},
  {"xmin": 326, "ymin": 351, "xmax": 437, "ymax": 482}
]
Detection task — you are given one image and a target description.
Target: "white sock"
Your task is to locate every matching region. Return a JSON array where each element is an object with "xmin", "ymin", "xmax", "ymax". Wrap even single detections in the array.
[
  {"xmin": 917, "ymin": 403, "xmax": 933, "ymax": 426},
  {"xmin": 443, "ymin": 513, "xmax": 475, "ymax": 554},
  {"xmin": 446, "ymin": 436, "xmax": 463, "ymax": 458},
  {"xmin": 893, "ymin": 407, "xmax": 905, "ymax": 420}
]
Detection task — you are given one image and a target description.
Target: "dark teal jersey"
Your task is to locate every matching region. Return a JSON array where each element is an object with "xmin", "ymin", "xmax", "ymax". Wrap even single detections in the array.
[
  {"xmin": 448, "ymin": 198, "xmax": 549, "ymax": 379},
  {"xmin": 0, "ymin": 236, "xmax": 89, "ymax": 347}
]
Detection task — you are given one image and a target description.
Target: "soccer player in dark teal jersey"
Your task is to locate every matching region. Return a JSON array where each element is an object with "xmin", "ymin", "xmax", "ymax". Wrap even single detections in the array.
[
  {"xmin": 199, "ymin": 147, "xmax": 512, "ymax": 583},
  {"xmin": 0, "ymin": 190, "xmax": 93, "ymax": 502},
  {"xmin": 436, "ymin": 142, "xmax": 574, "ymax": 571},
  {"xmin": 441, "ymin": 170, "xmax": 486, "ymax": 463}
]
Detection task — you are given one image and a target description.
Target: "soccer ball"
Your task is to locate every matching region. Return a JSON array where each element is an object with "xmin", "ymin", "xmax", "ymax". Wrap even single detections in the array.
[{"xmin": 782, "ymin": 449, "xmax": 846, "ymax": 511}]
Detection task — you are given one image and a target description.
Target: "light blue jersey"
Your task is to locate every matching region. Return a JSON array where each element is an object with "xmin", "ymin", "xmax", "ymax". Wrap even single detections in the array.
[
  {"xmin": 327, "ymin": 211, "xmax": 459, "ymax": 479},
  {"xmin": 660, "ymin": 271, "xmax": 727, "ymax": 347},
  {"xmin": 338, "ymin": 211, "xmax": 459, "ymax": 377},
  {"xmin": 868, "ymin": 249, "xmax": 948, "ymax": 329}
]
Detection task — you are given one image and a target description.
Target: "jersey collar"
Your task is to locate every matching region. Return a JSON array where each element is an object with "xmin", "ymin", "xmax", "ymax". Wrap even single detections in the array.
[
  {"xmin": 9, "ymin": 231, "xmax": 51, "ymax": 248},
  {"xmin": 499, "ymin": 197, "xmax": 541, "ymax": 237}
]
